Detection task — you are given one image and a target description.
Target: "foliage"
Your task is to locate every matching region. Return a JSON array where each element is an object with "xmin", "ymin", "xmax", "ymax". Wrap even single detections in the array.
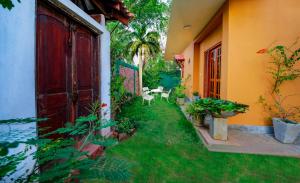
[
  {"xmin": 0, "ymin": 102, "xmax": 130, "ymax": 182},
  {"xmin": 116, "ymin": 118, "xmax": 136, "ymax": 135},
  {"xmin": 111, "ymin": 75, "xmax": 134, "ymax": 117},
  {"xmin": 174, "ymin": 85, "xmax": 186, "ymax": 98},
  {"xmin": 0, "ymin": 0, "xmax": 20, "ymax": 10},
  {"xmin": 126, "ymin": 24, "xmax": 161, "ymax": 93},
  {"xmin": 259, "ymin": 94, "xmax": 300, "ymax": 120},
  {"xmin": 126, "ymin": 24, "xmax": 161, "ymax": 63},
  {"xmin": 106, "ymin": 98, "xmax": 300, "ymax": 183},
  {"xmin": 192, "ymin": 92, "xmax": 199, "ymax": 96},
  {"xmin": 107, "ymin": 0, "xmax": 170, "ymax": 62},
  {"xmin": 257, "ymin": 43, "xmax": 300, "ymax": 120},
  {"xmin": 186, "ymin": 98, "xmax": 249, "ymax": 118},
  {"xmin": 143, "ymin": 54, "xmax": 167, "ymax": 88}
]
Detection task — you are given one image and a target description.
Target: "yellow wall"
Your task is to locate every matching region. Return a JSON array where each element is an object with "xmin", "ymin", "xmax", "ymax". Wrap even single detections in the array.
[
  {"xmin": 182, "ymin": 42, "xmax": 194, "ymax": 97},
  {"xmin": 227, "ymin": 0, "xmax": 300, "ymax": 125},
  {"xmin": 182, "ymin": 0, "xmax": 300, "ymax": 126}
]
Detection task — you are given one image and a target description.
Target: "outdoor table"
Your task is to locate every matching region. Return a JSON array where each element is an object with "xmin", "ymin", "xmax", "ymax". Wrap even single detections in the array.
[{"xmin": 150, "ymin": 88, "xmax": 162, "ymax": 93}]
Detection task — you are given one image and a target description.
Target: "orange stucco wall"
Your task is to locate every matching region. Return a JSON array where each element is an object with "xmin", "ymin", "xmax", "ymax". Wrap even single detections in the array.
[
  {"xmin": 182, "ymin": 42, "xmax": 194, "ymax": 97},
  {"xmin": 182, "ymin": 0, "xmax": 300, "ymax": 126}
]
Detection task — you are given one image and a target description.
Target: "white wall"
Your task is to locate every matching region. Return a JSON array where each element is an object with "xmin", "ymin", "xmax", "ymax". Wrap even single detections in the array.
[
  {"xmin": 0, "ymin": 0, "xmax": 36, "ymax": 119},
  {"xmin": 0, "ymin": 0, "xmax": 37, "ymax": 120},
  {"xmin": 0, "ymin": 1, "xmax": 37, "ymax": 181},
  {"xmin": 100, "ymin": 28, "xmax": 112, "ymax": 136}
]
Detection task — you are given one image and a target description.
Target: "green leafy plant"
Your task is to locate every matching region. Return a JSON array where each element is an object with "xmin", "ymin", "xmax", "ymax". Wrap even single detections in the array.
[
  {"xmin": 111, "ymin": 75, "xmax": 134, "ymax": 118},
  {"xmin": 116, "ymin": 118, "xmax": 136, "ymax": 135},
  {"xmin": 174, "ymin": 85, "xmax": 186, "ymax": 98},
  {"xmin": 186, "ymin": 98, "xmax": 249, "ymax": 118},
  {"xmin": 192, "ymin": 92, "xmax": 199, "ymax": 96},
  {"xmin": 257, "ymin": 43, "xmax": 300, "ymax": 121},
  {"xmin": 0, "ymin": 102, "xmax": 130, "ymax": 182}
]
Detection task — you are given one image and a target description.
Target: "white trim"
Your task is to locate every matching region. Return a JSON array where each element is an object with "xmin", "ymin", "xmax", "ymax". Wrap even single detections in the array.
[{"xmin": 47, "ymin": 0, "xmax": 106, "ymax": 34}]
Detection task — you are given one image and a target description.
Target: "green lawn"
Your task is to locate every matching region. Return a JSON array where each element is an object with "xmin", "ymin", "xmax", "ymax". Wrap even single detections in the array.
[{"xmin": 106, "ymin": 98, "xmax": 300, "ymax": 183}]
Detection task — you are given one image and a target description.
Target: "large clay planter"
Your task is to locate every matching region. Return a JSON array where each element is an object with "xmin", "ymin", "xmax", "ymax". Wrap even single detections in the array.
[
  {"xmin": 177, "ymin": 97, "xmax": 185, "ymax": 105},
  {"xmin": 273, "ymin": 118, "xmax": 300, "ymax": 143},
  {"xmin": 193, "ymin": 96, "xmax": 200, "ymax": 101},
  {"xmin": 204, "ymin": 114, "xmax": 213, "ymax": 127}
]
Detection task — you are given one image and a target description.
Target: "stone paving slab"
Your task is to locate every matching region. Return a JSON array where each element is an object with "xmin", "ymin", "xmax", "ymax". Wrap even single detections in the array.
[{"xmin": 180, "ymin": 105, "xmax": 300, "ymax": 158}]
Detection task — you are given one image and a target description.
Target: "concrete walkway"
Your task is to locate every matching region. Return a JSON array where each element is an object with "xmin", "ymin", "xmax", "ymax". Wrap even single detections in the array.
[{"xmin": 181, "ymin": 106, "xmax": 300, "ymax": 158}]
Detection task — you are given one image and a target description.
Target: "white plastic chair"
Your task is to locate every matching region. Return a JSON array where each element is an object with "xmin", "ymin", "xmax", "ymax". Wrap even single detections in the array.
[
  {"xmin": 158, "ymin": 86, "xmax": 164, "ymax": 92},
  {"xmin": 142, "ymin": 87, "xmax": 149, "ymax": 92},
  {"xmin": 161, "ymin": 89, "xmax": 172, "ymax": 102},
  {"xmin": 142, "ymin": 91, "xmax": 154, "ymax": 105}
]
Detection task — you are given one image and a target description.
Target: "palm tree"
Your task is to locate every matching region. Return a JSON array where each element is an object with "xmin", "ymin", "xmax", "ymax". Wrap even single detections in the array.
[{"xmin": 126, "ymin": 25, "xmax": 161, "ymax": 94}]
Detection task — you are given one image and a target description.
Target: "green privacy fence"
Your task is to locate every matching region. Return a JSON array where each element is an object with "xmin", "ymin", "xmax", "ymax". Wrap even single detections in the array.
[
  {"xmin": 159, "ymin": 70, "xmax": 181, "ymax": 90},
  {"xmin": 115, "ymin": 60, "xmax": 139, "ymax": 95}
]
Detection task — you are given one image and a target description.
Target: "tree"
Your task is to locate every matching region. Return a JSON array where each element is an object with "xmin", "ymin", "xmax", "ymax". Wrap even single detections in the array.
[
  {"xmin": 126, "ymin": 25, "xmax": 161, "ymax": 93},
  {"xmin": 0, "ymin": 0, "xmax": 20, "ymax": 10},
  {"xmin": 107, "ymin": 0, "xmax": 170, "ymax": 62}
]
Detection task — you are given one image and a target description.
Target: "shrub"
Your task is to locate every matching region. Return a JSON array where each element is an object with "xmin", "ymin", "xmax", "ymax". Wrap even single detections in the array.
[
  {"xmin": 116, "ymin": 118, "xmax": 136, "ymax": 135},
  {"xmin": 0, "ymin": 102, "xmax": 129, "ymax": 182},
  {"xmin": 174, "ymin": 85, "xmax": 186, "ymax": 98}
]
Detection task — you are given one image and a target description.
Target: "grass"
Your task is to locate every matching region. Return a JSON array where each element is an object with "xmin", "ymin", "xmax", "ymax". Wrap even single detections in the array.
[{"xmin": 105, "ymin": 98, "xmax": 300, "ymax": 183}]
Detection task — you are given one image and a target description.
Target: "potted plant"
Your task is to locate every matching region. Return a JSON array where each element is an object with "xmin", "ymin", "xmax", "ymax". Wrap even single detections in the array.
[
  {"xmin": 186, "ymin": 102, "xmax": 206, "ymax": 127},
  {"xmin": 174, "ymin": 85, "xmax": 186, "ymax": 105},
  {"xmin": 192, "ymin": 91, "xmax": 200, "ymax": 101},
  {"xmin": 258, "ymin": 44, "xmax": 300, "ymax": 143},
  {"xmin": 186, "ymin": 98, "xmax": 249, "ymax": 140}
]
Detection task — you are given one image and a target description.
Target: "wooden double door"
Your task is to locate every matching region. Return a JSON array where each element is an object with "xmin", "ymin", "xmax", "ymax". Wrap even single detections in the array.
[
  {"xmin": 204, "ymin": 43, "xmax": 221, "ymax": 99},
  {"xmin": 36, "ymin": 2, "xmax": 100, "ymax": 135}
]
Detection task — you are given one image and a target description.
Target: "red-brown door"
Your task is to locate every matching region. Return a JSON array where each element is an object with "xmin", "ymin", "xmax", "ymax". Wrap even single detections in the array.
[
  {"xmin": 36, "ymin": 2, "xmax": 99, "ymax": 136},
  {"xmin": 204, "ymin": 43, "xmax": 221, "ymax": 98},
  {"xmin": 72, "ymin": 25, "xmax": 99, "ymax": 117}
]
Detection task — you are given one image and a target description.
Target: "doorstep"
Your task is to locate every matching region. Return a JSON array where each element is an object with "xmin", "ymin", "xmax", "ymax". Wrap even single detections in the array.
[{"xmin": 180, "ymin": 105, "xmax": 300, "ymax": 158}]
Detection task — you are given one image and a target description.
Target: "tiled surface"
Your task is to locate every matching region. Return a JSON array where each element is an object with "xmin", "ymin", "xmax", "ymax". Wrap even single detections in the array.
[
  {"xmin": 197, "ymin": 127, "xmax": 300, "ymax": 157},
  {"xmin": 180, "ymin": 105, "xmax": 300, "ymax": 158}
]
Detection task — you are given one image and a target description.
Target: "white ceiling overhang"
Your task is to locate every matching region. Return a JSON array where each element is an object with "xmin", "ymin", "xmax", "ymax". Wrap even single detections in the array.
[{"xmin": 165, "ymin": 0, "xmax": 225, "ymax": 60}]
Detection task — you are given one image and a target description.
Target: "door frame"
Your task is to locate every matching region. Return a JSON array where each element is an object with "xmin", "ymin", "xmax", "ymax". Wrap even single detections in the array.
[{"xmin": 204, "ymin": 42, "xmax": 222, "ymax": 98}]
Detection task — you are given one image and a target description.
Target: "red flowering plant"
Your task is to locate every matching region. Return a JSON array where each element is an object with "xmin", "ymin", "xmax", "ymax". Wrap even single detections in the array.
[{"xmin": 258, "ymin": 43, "xmax": 300, "ymax": 121}]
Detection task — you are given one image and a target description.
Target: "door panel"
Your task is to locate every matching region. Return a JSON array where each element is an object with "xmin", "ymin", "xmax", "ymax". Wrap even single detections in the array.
[
  {"xmin": 36, "ymin": 3, "xmax": 70, "ymax": 136},
  {"xmin": 37, "ymin": 2, "xmax": 100, "ymax": 137},
  {"xmin": 74, "ymin": 25, "xmax": 98, "ymax": 117}
]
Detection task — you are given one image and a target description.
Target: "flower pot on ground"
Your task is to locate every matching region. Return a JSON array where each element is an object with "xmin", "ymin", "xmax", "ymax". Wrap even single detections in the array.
[
  {"xmin": 204, "ymin": 114, "xmax": 213, "ymax": 127},
  {"xmin": 174, "ymin": 85, "xmax": 186, "ymax": 105},
  {"xmin": 257, "ymin": 44, "xmax": 300, "ymax": 144},
  {"xmin": 177, "ymin": 97, "xmax": 185, "ymax": 105},
  {"xmin": 192, "ymin": 91, "xmax": 200, "ymax": 101},
  {"xmin": 273, "ymin": 118, "xmax": 300, "ymax": 143}
]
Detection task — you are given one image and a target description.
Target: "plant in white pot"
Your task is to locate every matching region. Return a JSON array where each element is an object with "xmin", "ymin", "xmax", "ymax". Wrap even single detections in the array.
[
  {"xmin": 174, "ymin": 85, "xmax": 186, "ymax": 105},
  {"xmin": 192, "ymin": 91, "xmax": 200, "ymax": 101},
  {"xmin": 258, "ymin": 44, "xmax": 300, "ymax": 143}
]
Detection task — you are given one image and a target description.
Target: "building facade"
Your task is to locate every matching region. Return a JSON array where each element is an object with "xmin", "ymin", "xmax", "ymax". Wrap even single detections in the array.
[{"xmin": 166, "ymin": 0, "xmax": 300, "ymax": 131}]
